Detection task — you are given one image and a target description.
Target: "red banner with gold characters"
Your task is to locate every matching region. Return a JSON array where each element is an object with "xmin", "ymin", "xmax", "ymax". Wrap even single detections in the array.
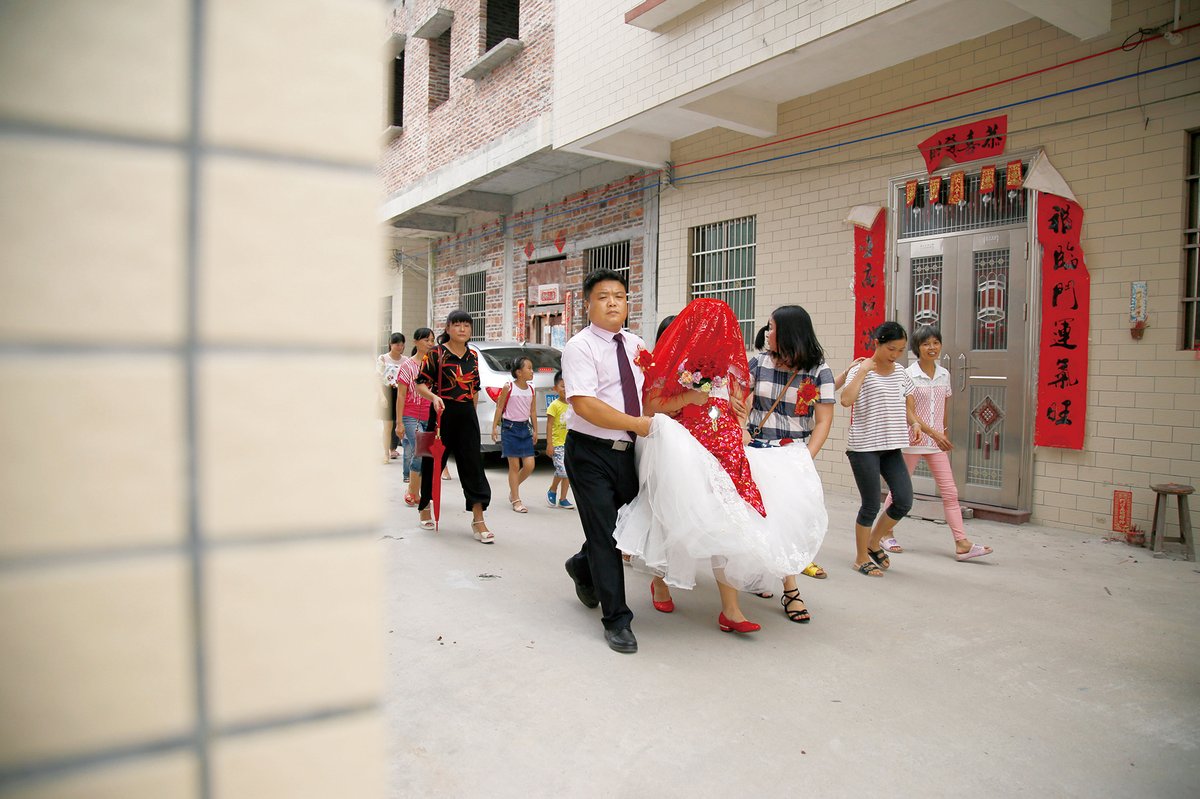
[
  {"xmin": 853, "ymin": 212, "xmax": 887, "ymax": 359},
  {"xmin": 905, "ymin": 179, "xmax": 918, "ymax": 208},
  {"xmin": 928, "ymin": 175, "xmax": 943, "ymax": 206},
  {"xmin": 949, "ymin": 171, "xmax": 965, "ymax": 206},
  {"xmin": 979, "ymin": 164, "xmax": 996, "ymax": 198},
  {"xmin": 917, "ymin": 115, "xmax": 1007, "ymax": 172},
  {"xmin": 1034, "ymin": 194, "xmax": 1088, "ymax": 449}
]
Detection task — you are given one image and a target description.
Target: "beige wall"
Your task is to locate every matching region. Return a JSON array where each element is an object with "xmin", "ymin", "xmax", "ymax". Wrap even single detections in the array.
[
  {"xmin": 553, "ymin": 0, "xmax": 913, "ymax": 146},
  {"xmin": 659, "ymin": 0, "xmax": 1200, "ymax": 533},
  {"xmin": 0, "ymin": 1, "xmax": 386, "ymax": 796}
]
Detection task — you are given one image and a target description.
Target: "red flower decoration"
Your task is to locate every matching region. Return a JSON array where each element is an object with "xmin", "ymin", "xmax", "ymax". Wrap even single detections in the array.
[
  {"xmin": 793, "ymin": 377, "xmax": 820, "ymax": 417},
  {"xmin": 633, "ymin": 346, "xmax": 653, "ymax": 371}
]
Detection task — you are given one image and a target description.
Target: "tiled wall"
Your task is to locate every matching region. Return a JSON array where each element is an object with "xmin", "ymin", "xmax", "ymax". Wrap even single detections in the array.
[
  {"xmin": 554, "ymin": 0, "xmax": 907, "ymax": 147},
  {"xmin": 658, "ymin": 0, "xmax": 1200, "ymax": 534},
  {"xmin": 0, "ymin": 2, "xmax": 386, "ymax": 797}
]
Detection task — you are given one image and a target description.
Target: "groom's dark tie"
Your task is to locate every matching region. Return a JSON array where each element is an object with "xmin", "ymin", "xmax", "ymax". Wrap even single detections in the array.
[{"xmin": 611, "ymin": 333, "xmax": 639, "ymax": 417}]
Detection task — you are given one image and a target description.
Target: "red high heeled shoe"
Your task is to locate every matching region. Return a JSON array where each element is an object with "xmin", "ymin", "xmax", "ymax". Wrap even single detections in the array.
[
  {"xmin": 718, "ymin": 613, "xmax": 761, "ymax": 633},
  {"xmin": 651, "ymin": 580, "xmax": 674, "ymax": 613}
]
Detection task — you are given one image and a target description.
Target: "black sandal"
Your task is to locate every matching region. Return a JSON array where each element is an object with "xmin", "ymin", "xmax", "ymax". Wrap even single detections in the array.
[
  {"xmin": 855, "ymin": 561, "xmax": 884, "ymax": 577},
  {"xmin": 867, "ymin": 548, "xmax": 890, "ymax": 570},
  {"xmin": 780, "ymin": 588, "xmax": 811, "ymax": 623}
]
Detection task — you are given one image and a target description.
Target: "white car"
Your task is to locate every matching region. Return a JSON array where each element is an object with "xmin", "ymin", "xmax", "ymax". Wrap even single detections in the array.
[{"xmin": 469, "ymin": 341, "xmax": 563, "ymax": 454}]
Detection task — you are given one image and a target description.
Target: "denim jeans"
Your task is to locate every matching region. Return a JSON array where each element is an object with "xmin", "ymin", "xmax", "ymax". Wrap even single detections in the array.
[
  {"xmin": 846, "ymin": 448, "xmax": 912, "ymax": 527},
  {"xmin": 401, "ymin": 416, "xmax": 426, "ymax": 480}
]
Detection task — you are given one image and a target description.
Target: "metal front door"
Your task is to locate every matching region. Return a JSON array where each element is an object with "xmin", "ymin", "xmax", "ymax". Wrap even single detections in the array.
[{"xmin": 895, "ymin": 228, "xmax": 1030, "ymax": 509}]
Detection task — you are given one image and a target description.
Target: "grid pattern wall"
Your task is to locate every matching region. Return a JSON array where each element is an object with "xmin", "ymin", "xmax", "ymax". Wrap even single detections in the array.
[{"xmin": 0, "ymin": 3, "xmax": 386, "ymax": 797}]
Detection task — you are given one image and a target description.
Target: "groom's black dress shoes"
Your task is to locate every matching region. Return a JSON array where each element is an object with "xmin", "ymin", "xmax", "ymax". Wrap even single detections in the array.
[
  {"xmin": 605, "ymin": 626, "xmax": 638, "ymax": 654},
  {"xmin": 564, "ymin": 559, "xmax": 598, "ymax": 608}
]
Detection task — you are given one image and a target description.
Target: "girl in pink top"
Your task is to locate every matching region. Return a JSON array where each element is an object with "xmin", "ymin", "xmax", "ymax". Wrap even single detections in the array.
[
  {"xmin": 491, "ymin": 356, "xmax": 538, "ymax": 513},
  {"xmin": 395, "ymin": 328, "xmax": 436, "ymax": 506},
  {"xmin": 882, "ymin": 325, "xmax": 992, "ymax": 562}
]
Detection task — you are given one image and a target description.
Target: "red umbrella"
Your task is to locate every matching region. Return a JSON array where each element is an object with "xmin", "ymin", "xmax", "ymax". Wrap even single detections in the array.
[{"xmin": 427, "ymin": 407, "xmax": 446, "ymax": 531}]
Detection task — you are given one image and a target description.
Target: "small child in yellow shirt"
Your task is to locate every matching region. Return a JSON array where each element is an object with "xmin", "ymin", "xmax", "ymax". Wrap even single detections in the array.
[{"xmin": 544, "ymin": 371, "xmax": 573, "ymax": 509}]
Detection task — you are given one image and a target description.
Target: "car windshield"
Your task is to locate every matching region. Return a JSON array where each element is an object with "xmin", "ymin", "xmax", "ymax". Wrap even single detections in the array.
[{"xmin": 477, "ymin": 347, "xmax": 560, "ymax": 373}]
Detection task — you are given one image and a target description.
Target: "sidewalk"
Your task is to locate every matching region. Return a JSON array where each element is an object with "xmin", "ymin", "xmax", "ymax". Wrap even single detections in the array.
[{"xmin": 381, "ymin": 459, "xmax": 1200, "ymax": 798}]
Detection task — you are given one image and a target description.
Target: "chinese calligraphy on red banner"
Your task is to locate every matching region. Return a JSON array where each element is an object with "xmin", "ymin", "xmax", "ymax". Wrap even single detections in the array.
[
  {"xmin": 1034, "ymin": 194, "xmax": 1088, "ymax": 449},
  {"xmin": 917, "ymin": 115, "xmax": 1008, "ymax": 173},
  {"xmin": 853, "ymin": 212, "xmax": 888, "ymax": 359}
]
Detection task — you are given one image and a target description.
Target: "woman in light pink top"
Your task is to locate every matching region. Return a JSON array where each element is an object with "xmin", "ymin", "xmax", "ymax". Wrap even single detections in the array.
[{"xmin": 882, "ymin": 325, "xmax": 992, "ymax": 562}]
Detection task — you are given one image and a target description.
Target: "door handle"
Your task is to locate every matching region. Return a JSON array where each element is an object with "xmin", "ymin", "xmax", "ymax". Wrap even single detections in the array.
[{"xmin": 957, "ymin": 352, "xmax": 971, "ymax": 391}]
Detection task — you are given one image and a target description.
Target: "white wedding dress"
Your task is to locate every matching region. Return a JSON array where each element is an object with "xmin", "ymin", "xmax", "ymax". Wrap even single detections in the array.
[{"xmin": 613, "ymin": 395, "xmax": 828, "ymax": 592}]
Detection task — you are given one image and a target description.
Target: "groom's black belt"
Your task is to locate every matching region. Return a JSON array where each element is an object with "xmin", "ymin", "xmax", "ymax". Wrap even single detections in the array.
[{"xmin": 569, "ymin": 431, "xmax": 633, "ymax": 451}]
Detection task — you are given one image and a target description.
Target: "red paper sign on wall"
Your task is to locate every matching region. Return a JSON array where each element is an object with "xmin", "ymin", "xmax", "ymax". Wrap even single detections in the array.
[
  {"xmin": 918, "ymin": 115, "xmax": 1008, "ymax": 173},
  {"xmin": 853, "ymin": 211, "xmax": 887, "ymax": 359},
  {"xmin": 1034, "ymin": 194, "xmax": 1089, "ymax": 449},
  {"xmin": 516, "ymin": 299, "xmax": 526, "ymax": 343}
]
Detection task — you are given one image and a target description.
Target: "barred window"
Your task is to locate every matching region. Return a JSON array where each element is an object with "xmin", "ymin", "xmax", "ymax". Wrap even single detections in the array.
[
  {"xmin": 585, "ymin": 240, "xmax": 630, "ymax": 285},
  {"xmin": 1184, "ymin": 130, "xmax": 1200, "ymax": 350},
  {"xmin": 460, "ymin": 272, "xmax": 487, "ymax": 336},
  {"xmin": 689, "ymin": 216, "xmax": 756, "ymax": 347}
]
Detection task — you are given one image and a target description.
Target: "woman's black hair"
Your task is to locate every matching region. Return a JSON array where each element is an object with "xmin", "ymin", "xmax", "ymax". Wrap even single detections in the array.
[
  {"xmin": 436, "ymin": 331, "xmax": 450, "ymax": 345},
  {"xmin": 409, "ymin": 327, "xmax": 434, "ymax": 355},
  {"xmin": 753, "ymin": 324, "xmax": 768, "ymax": 352},
  {"xmin": 910, "ymin": 324, "xmax": 941, "ymax": 355},
  {"xmin": 655, "ymin": 314, "xmax": 677, "ymax": 344},
  {"xmin": 873, "ymin": 321, "xmax": 908, "ymax": 345},
  {"xmin": 446, "ymin": 309, "xmax": 473, "ymax": 327},
  {"xmin": 389, "ymin": 332, "xmax": 405, "ymax": 346},
  {"xmin": 769, "ymin": 305, "xmax": 825, "ymax": 371},
  {"xmin": 509, "ymin": 356, "xmax": 533, "ymax": 378}
]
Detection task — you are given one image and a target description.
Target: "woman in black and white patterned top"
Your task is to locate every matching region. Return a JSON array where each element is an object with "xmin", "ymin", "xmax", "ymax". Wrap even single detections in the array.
[{"xmin": 840, "ymin": 321, "xmax": 920, "ymax": 577}]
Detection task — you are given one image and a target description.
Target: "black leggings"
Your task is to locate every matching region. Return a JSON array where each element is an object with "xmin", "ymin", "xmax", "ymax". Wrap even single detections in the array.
[
  {"xmin": 418, "ymin": 400, "xmax": 491, "ymax": 513},
  {"xmin": 847, "ymin": 449, "xmax": 912, "ymax": 527}
]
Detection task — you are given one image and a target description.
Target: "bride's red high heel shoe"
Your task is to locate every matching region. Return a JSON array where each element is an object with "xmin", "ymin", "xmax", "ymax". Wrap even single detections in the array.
[
  {"xmin": 651, "ymin": 580, "xmax": 674, "ymax": 613},
  {"xmin": 718, "ymin": 613, "xmax": 761, "ymax": 633}
]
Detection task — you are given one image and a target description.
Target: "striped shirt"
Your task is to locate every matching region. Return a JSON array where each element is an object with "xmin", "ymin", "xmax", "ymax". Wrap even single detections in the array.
[
  {"xmin": 904, "ymin": 362, "xmax": 951, "ymax": 455},
  {"xmin": 747, "ymin": 354, "xmax": 835, "ymax": 441},
  {"xmin": 396, "ymin": 356, "xmax": 432, "ymax": 419},
  {"xmin": 845, "ymin": 363, "xmax": 915, "ymax": 452}
]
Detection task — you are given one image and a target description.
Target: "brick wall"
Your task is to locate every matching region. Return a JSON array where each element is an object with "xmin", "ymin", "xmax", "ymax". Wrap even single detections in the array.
[
  {"xmin": 658, "ymin": 0, "xmax": 1200, "ymax": 535},
  {"xmin": 382, "ymin": 0, "xmax": 554, "ymax": 195},
  {"xmin": 427, "ymin": 173, "xmax": 655, "ymax": 339}
]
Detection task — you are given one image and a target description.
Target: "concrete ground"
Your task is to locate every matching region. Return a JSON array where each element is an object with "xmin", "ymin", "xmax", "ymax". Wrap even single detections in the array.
[{"xmin": 381, "ymin": 458, "xmax": 1200, "ymax": 799}]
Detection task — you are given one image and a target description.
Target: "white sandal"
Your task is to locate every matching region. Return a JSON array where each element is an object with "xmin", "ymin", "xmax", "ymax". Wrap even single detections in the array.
[{"xmin": 472, "ymin": 520, "xmax": 494, "ymax": 544}]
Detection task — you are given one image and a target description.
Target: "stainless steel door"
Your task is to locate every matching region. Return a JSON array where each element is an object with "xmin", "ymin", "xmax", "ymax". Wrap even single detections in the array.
[{"xmin": 895, "ymin": 228, "xmax": 1029, "ymax": 509}]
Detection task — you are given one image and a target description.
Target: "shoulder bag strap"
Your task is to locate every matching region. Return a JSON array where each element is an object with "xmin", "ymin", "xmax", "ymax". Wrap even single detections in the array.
[{"xmin": 751, "ymin": 370, "xmax": 800, "ymax": 435}]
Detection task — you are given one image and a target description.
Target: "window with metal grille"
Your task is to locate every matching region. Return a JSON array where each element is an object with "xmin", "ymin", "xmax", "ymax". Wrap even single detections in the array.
[
  {"xmin": 585, "ymin": 241, "xmax": 630, "ymax": 284},
  {"xmin": 896, "ymin": 160, "xmax": 1028, "ymax": 240},
  {"xmin": 486, "ymin": 0, "xmax": 519, "ymax": 51},
  {"xmin": 428, "ymin": 29, "xmax": 450, "ymax": 109},
  {"xmin": 1184, "ymin": 130, "xmax": 1200, "ymax": 350},
  {"xmin": 459, "ymin": 272, "xmax": 487, "ymax": 335},
  {"xmin": 689, "ymin": 216, "xmax": 756, "ymax": 347},
  {"xmin": 389, "ymin": 50, "xmax": 404, "ymax": 127},
  {"xmin": 379, "ymin": 296, "xmax": 393, "ymax": 354}
]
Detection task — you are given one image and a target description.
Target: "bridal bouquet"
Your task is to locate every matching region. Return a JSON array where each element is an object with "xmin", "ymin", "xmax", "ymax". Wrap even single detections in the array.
[{"xmin": 677, "ymin": 356, "xmax": 727, "ymax": 393}]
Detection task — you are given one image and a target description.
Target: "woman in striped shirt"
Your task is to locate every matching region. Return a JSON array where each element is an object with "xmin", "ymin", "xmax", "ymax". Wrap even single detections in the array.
[
  {"xmin": 880, "ymin": 326, "xmax": 993, "ymax": 561},
  {"xmin": 840, "ymin": 321, "xmax": 922, "ymax": 577}
]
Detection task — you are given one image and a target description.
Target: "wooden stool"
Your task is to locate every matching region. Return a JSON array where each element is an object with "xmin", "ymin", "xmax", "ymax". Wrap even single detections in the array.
[{"xmin": 1149, "ymin": 483, "xmax": 1195, "ymax": 561}]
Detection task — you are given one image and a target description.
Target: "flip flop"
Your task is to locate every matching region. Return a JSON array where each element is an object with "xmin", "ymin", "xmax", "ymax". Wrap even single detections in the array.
[
  {"xmin": 881, "ymin": 536, "xmax": 903, "ymax": 553},
  {"xmin": 867, "ymin": 548, "xmax": 891, "ymax": 571},
  {"xmin": 801, "ymin": 563, "xmax": 828, "ymax": 579},
  {"xmin": 956, "ymin": 543, "xmax": 993, "ymax": 561}
]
